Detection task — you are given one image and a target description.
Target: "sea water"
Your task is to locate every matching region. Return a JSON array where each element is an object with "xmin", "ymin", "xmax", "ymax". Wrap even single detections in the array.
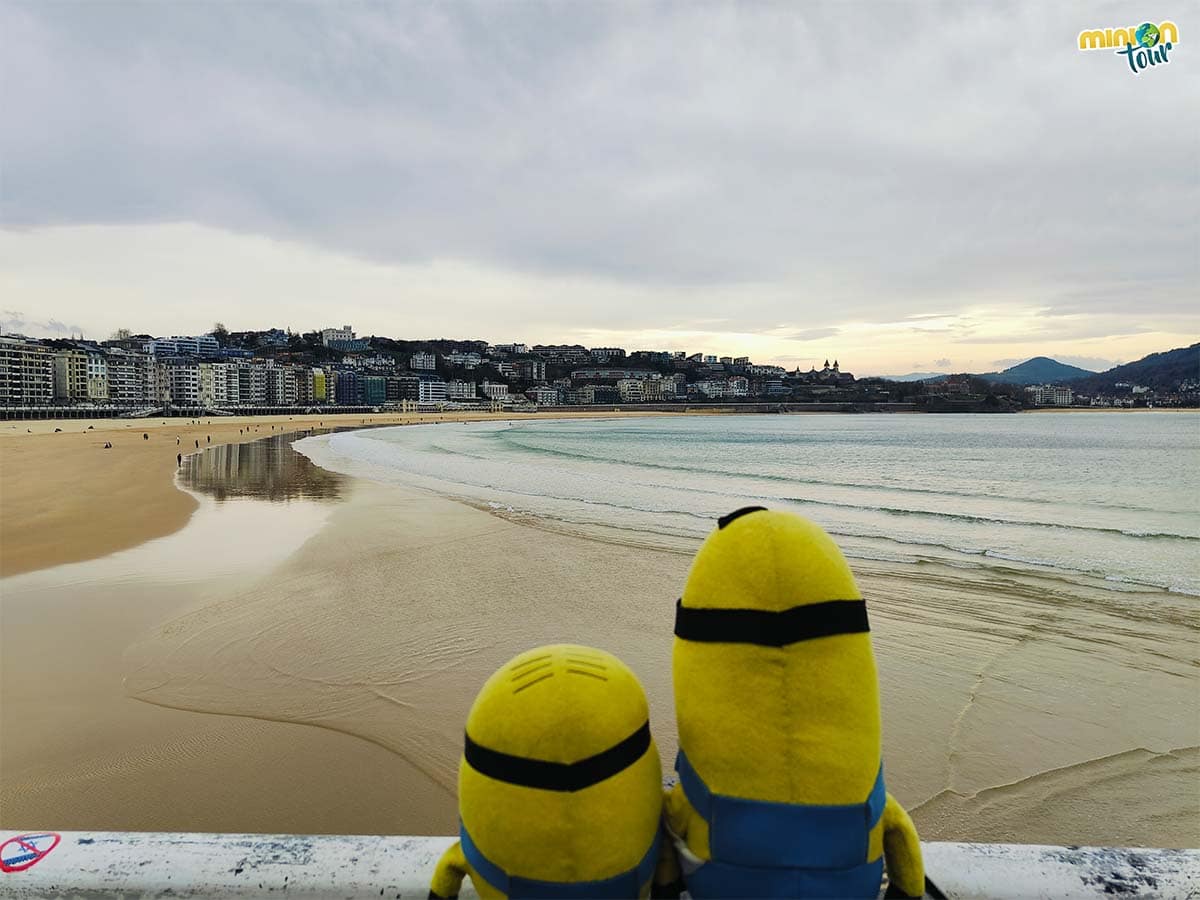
[{"xmin": 297, "ymin": 412, "xmax": 1200, "ymax": 595}]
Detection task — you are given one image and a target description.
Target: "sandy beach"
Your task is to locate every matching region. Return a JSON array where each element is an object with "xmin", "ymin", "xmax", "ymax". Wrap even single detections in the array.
[
  {"xmin": 0, "ymin": 410, "xmax": 675, "ymax": 577},
  {"xmin": 2, "ymin": 417, "xmax": 1197, "ymax": 848}
]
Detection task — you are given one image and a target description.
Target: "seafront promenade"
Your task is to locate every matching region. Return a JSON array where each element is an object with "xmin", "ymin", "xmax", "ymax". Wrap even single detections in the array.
[{"xmin": 2, "ymin": 831, "xmax": 1196, "ymax": 898}]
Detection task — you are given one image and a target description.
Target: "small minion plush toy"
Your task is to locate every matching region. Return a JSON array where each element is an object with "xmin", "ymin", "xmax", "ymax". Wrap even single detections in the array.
[
  {"xmin": 665, "ymin": 507, "xmax": 927, "ymax": 898},
  {"xmin": 430, "ymin": 644, "xmax": 664, "ymax": 899}
]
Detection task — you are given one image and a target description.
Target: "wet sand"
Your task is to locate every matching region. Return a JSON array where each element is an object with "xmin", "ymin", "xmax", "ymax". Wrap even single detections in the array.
[
  {"xmin": 125, "ymin": 466, "xmax": 1198, "ymax": 846},
  {"xmin": 0, "ymin": 410, "xmax": 681, "ymax": 577},
  {"xmin": 2, "ymin": 425, "xmax": 1198, "ymax": 847}
]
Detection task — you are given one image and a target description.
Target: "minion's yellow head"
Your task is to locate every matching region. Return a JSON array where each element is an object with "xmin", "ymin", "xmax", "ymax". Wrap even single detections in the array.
[
  {"xmin": 459, "ymin": 644, "xmax": 662, "ymax": 893},
  {"xmin": 674, "ymin": 507, "xmax": 881, "ymax": 805}
]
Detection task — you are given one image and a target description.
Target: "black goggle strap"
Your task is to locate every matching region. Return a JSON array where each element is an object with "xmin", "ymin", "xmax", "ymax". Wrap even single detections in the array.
[
  {"xmin": 674, "ymin": 598, "xmax": 869, "ymax": 647},
  {"xmin": 464, "ymin": 720, "xmax": 651, "ymax": 792}
]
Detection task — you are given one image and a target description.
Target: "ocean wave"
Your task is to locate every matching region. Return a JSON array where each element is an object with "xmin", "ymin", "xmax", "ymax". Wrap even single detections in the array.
[
  {"xmin": 307, "ymin": 425, "xmax": 1200, "ymax": 597},
  {"xmin": 777, "ymin": 497, "xmax": 1198, "ymax": 541},
  {"xmin": 495, "ymin": 431, "xmax": 1166, "ymax": 516},
  {"xmin": 362, "ymin": 429, "xmax": 1195, "ymax": 542}
]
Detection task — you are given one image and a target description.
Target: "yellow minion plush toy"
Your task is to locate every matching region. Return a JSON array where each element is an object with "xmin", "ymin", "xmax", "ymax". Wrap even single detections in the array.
[
  {"xmin": 665, "ymin": 507, "xmax": 927, "ymax": 898},
  {"xmin": 430, "ymin": 644, "xmax": 665, "ymax": 899}
]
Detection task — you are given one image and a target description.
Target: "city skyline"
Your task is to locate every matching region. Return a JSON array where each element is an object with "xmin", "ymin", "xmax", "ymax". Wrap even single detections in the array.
[{"xmin": 2, "ymin": 2, "xmax": 1197, "ymax": 375}]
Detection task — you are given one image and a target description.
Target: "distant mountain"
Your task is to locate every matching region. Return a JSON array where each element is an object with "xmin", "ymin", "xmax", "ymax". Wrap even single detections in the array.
[
  {"xmin": 870, "ymin": 346, "xmax": 1197, "ymax": 391},
  {"xmin": 977, "ymin": 357, "xmax": 1097, "ymax": 386},
  {"xmin": 1068, "ymin": 343, "xmax": 1199, "ymax": 393}
]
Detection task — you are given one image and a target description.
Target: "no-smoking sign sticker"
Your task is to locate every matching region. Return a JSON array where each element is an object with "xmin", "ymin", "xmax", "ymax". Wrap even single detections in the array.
[{"xmin": 0, "ymin": 833, "xmax": 61, "ymax": 873}]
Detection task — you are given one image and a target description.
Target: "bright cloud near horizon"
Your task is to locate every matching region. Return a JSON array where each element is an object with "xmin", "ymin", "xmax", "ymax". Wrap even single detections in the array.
[{"xmin": 2, "ymin": 2, "xmax": 1196, "ymax": 375}]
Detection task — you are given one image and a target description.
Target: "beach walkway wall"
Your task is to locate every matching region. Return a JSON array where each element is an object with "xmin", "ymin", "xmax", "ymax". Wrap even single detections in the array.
[{"xmin": 1, "ymin": 831, "xmax": 1196, "ymax": 898}]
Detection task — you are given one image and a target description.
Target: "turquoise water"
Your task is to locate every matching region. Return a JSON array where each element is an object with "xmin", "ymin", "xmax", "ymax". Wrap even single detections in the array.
[{"xmin": 299, "ymin": 412, "xmax": 1200, "ymax": 595}]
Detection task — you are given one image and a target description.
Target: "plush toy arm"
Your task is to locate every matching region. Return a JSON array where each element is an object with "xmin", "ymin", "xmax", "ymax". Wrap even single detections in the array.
[
  {"xmin": 429, "ymin": 840, "xmax": 468, "ymax": 900},
  {"xmin": 881, "ymin": 792, "xmax": 925, "ymax": 898},
  {"xmin": 663, "ymin": 783, "xmax": 692, "ymax": 841}
]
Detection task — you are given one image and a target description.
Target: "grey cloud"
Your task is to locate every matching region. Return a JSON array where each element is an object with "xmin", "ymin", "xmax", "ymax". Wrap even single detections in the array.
[
  {"xmin": 934, "ymin": 358, "xmax": 952, "ymax": 368},
  {"xmin": 1, "ymin": 1, "xmax": 1197, "ymax": 336},
  {"xmin": 787, "ymin": 327, "xmax": 841, "ymax": 342},
  {"xmin": 1, "ymin": 310, "xmax": 85, "ymax": 337}
]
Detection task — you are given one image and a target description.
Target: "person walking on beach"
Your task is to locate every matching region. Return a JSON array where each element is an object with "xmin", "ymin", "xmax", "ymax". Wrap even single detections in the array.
[
  {"xmin": 143, "ymin": 433, "xmax": 148, "ymax": 440},
  {"xmin": 194, "ymin": 439, "xmax": 199, "ymax": 448},
  {"xmin": 177, "ymin": 452, "xmax": 182, "ymax": 466},
  {"xmin": 207, "ymin": 435, "xmax": 210, "ymax": 443}
]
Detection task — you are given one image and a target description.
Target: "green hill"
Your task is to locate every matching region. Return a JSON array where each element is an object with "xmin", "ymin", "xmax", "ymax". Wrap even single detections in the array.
[
  {"xmin": 977, "ymin": 357, "xmax": 1096, "ymax": 386},
  {"xmin": 1068, "ymin": 343, "xmax": 1199, "ymax": 393}
]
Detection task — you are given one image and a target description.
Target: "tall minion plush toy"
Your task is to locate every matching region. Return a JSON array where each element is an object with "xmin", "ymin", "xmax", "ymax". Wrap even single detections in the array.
[
  {"xmin": 430, "ymin": 644, "xmax": 665, "ymax": 899},
  {"xmin": 665, "ymin": 507, "xmax": 927, "ymax": 898}
]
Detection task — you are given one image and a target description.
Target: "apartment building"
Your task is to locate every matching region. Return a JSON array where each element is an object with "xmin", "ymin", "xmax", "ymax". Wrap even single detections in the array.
[
  {"xmin": 385, "ymin": 374, "xmax": 419, "ymax": 402},
  {"xmin": 321, "ymin": 325, "xmax": 355, "ymax": 347},
  {"xmin": 347, "ymin": 354, "xmax": 396, "ymax": 372},
  {"xmin": 531, "ymin": 345, "xmax": 589, "ymax": 365},
  {"xmin": 266, "ymin": 364, "xmax": 297, "ymax": 405},
  {"xmin": 335, "ymin": 370, "xmax": 361, "ymax": 405},
  {"xmin": 238, "ymin": 363, "xmax": 269, "ymax": 405},
  {"xmin": 0, "ymin": 337, "xmax": 55, "ymax": 405},
  {"xmin": 362, "ymin": 375, "xmax": 386, "ymax": 405},
  {"xmin": 161, "ymin": 358, "xmax": 201, "ymax": 405},
  {"xmin": 144, "ymin": 334, "xmax": 220, "ymax": 357},
  {"xmin": 418, "ymin": 378, "xmax": 447, "ymax": 404},
  {"xmin": 199, "ymin": 362, "xmax": 229, "ymax": 406},
  {"xmin": 481, "ymin": 381, "xmax": 510, "ymax": 400},
  {"xmin": 296, "ymin": 367, "xmax": 315, "ymax": 404},
  {"xmin": 410, "ymin": 351, "xmax": 437, "ymax": 371},
  {"xmin": 630, "ymin": 350, "xmax": 671, "ymax": 364},
  {"xmin": 104, "ymin": 348, "xmax": 153, "ymax": 405},
  {"xmin": 617, "ymin": 379, "xmax": 645, "ymax": 402},
  {"xmin": 514, "ymin": 359, "xmax": 546, "ymax": 382},
  {"xmin": 53, "ymin": 348, "xmax": 89, "ymax": 402},
  {"xmin": 446, "ymin": 379, "xmax": 477, "ymax": 400},
  {"xmin": 661, "ymin": 373, "xmax": 687, "ymax": 398},
  {"xmin": 1025, "ymin": 384, "xmax": 1074, "ymax": 407},
  {"xmin": 525, "ymin": 386, "xmax": 560, "ymax": 405},
  {"xmin": 564, "ymin": 386, "xmax": 595, "ymax": 405},
  {"xmin": 569, "ymin": 368, "xmax": 657, "ymax": 383},
  {"xmin": 85, "ymin": 348, "xmax": 109, "ymax": 401},
  {"xmin": 590, "ymin": 347, "xmax": 626, "ymax": 362},
  {"xmin": 444, "ymin": 351, "xmax": 481, "ymax": 368}
]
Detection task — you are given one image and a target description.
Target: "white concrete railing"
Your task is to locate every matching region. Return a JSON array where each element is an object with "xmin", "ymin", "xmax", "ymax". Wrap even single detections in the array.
[{"xmin": 0, "ymin": 831, "xmax": 1196, "ymax": 898}]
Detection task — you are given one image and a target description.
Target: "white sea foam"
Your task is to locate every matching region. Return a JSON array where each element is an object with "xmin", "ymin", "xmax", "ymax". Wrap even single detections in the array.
[{"xmin": 295, "ymin": 412, "xmax": 1200, "ymax": 596}]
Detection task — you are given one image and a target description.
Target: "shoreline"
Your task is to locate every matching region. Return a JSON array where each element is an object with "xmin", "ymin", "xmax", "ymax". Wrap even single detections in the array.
[{"xmin": 0, "ymin": 409, "xmax": 681, "ymax": 577}]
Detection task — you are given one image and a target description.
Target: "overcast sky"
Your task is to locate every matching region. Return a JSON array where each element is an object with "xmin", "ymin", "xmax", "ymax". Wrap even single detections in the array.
[{"xmin": 2, "ymin": 2, "xmax": 1196, "ymax": 374}]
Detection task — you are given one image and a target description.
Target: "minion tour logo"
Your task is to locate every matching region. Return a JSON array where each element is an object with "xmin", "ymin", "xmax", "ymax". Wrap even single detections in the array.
[{"xmin": 1078, "ymin": 20, "xmax": 1179, "ymax": 74}]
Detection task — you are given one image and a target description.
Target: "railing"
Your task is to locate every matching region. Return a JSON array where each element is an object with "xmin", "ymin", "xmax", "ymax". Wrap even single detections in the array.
[{"xmin": 1, "ymin": 832, "xmax": 1196, "ymax": 898}]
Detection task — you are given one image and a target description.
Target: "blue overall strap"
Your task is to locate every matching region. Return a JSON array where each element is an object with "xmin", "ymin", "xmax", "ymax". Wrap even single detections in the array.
[
  {"xmin": 460, "ymin": 821, "xmax": 661, "ymax": 899},
  {"xmin": 675, "ymin": 749, "xmax": 886, "ymax": 870}
]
